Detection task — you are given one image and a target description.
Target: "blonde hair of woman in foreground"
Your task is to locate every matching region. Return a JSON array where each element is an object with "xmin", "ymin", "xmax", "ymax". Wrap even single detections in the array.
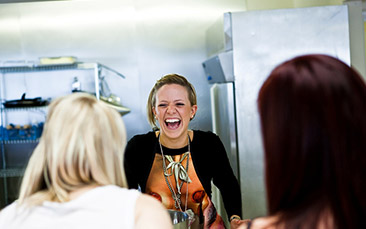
[{"xmin": 0, "ymin": 93, "xmax": 172, "ymax": 229}]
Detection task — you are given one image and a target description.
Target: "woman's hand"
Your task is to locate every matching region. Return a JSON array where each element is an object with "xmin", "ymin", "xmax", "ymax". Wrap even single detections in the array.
[{"xmin": 230, "ymin": 217, "xmax": 251, "ymax": 229}]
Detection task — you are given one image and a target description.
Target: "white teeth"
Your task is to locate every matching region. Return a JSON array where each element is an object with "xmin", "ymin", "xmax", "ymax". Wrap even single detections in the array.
[{"xmin": 165, "ymin": 118, "xmax": 180, "ymax": 123}]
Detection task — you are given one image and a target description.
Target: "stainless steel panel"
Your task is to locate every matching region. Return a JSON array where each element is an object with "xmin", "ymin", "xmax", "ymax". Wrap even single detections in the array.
[
  {"xmin": 345, "ymin": 1, "xmax": 366, "ymax": 78},
  {"xmin": 205, "ymin": 12, "xmax": 233, "ymax": 58},
  {"xmin": 202, "ymin": 50, "xmax": 233, "ymax": 83},
  {"xmin": 210, "ymin": 83, "xmax": 238, "ymax": 178},
  {"xmin": 224, "ymin": 12, "xmax": 233, "ymax": 52},
  {"xmin": 232, "ymin": 5, "xmax": 351, "ymax": 218},
  {"xmin": 210, "ymin": 82, "xmax": 238, "ymax": 228}
]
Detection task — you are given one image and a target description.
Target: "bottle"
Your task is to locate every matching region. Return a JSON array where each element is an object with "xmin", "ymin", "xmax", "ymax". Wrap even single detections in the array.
[{"xmin": 72, "ymin": 77, "xmax": 81, "ymax": 92}]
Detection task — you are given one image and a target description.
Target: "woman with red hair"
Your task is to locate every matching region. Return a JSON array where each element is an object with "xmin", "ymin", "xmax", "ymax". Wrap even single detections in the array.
[{"xmin": 244, "ymin": 54, "xmax": 366, "ymax": 229}]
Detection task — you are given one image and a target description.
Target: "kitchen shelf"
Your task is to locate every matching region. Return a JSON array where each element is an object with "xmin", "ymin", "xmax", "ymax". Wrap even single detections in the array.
[
  {"xmin": 1, "ymin": 140, "xmax": 39, "ymax": 144},
  {"xmin": 0, "ymin": 168, "xmax": 25, "ymax": 178},
  {"xmin": 0, "ymin": 63, "xmax": 79, "ymax": 73},
  {"xmin": 0, "ymin": 62, "xmax": 126, "ymax": 100},
  {"xmin": 0, "ymin": 62, "xmax": 109, "ymax": 73},
  {"xmin": 0, "ymin": 60, "xmax": 129, "ymax": 209},
  {"xmin": 0, "ymin": 106, "xmax": 48, "ymax": 112}
]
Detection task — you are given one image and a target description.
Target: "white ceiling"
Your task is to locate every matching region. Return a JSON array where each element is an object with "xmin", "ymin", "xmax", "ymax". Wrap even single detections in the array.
[
  {"xmin": 0, "ymin": 0, "xmax": 65, "ymax": 3},
  {"xmin": 1, "ymin": 0, "xmax": 365, "ymax": 8},
  {"xmin": 1, "ymin": 0, "xmax": 365, "ymax": 11}
]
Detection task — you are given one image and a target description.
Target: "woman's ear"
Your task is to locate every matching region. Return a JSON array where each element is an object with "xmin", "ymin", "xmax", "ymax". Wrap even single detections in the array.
[
  {"xmin": 190, "ymin": 105, "xmax": 198, "ymax": 119},
  {"xmin": 152, "ymin": 106, "xmax": 157, "ymax": 119}
]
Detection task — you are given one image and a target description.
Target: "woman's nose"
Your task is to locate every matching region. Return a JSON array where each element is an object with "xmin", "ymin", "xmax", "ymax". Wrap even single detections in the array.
[{"xmin": 167, "ymin": 105, "xmax": 176, "ymax": 113}]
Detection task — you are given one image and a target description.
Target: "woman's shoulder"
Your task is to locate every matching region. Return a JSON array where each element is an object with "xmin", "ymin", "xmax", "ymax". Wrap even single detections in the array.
[
  {"xmin": 93, "ymin": 185, "xmax": 140, "ymax": 195},
  {"xmin": 0, "ymin": 201, "xmax": 18, "ymax": 219},
  {"xmin": 192, "ymin": 130, "xmax": 222, "ymax": 146},
  {"xmin": 125, "ymin": 131, "xmax": 157, "ymax": 160},
  {"xmin": 73, "ymin": 185, "xmax": 141, "ymax": 203},
  {"xmin": 71, "ymin": 186, "xmax": 141, "ymax": 212},
  {"xmin": 134, "ymin": 193, "xmax": 172, "ymax": 229},
  {"xmin": 191, "ymin": 130, "xmax": 222, "ymax": 153},
  {"xmin": 192, "ymin": 130, "xmax": 218, "ymax": 140},
  {"xmin": 128, "ymin": 131, "xmax": 156, "ymax": 145},
  {"xmin": 0, "ymin": 201, "xmax": 33, "ymax": 228}
]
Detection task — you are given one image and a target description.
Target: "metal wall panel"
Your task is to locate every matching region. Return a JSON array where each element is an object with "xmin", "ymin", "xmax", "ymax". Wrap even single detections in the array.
[
  {"xmin": 210, "ymin": 82, "xmax": 238, "ymax": 227},
  {"xmin": 232, "ymin": 5, "xmax": 351, "ymax": 218},
  {"xmin": 210, "ymin": 82, "xmax": 238, "ymax": 178}
]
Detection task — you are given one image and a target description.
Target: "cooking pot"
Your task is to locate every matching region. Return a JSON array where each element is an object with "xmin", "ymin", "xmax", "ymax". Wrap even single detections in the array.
[{"xmin": 168, "ymin": 210, "xmax": 189, "ymax": 229}]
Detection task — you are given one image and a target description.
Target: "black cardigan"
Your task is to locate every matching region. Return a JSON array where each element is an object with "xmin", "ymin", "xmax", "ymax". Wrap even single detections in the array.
[{"xmin": 124, "ymin": 130, "xmax": 242, "ymax": 219}]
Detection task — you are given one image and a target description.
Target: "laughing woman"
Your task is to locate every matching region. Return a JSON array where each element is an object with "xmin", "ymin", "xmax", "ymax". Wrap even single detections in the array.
[{"xmin": 124, "ymin": 74, "xmax": 243, "ymax": 229}]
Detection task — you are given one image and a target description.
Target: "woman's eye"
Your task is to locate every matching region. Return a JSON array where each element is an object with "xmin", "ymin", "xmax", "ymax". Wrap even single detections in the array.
[
  {"xmin": 176, "ymin": 103, "xmax": 185, "ymax": 107},
  {"xmin": 158, "ymin": 104, "xmax": 167, "ymax": 107}
]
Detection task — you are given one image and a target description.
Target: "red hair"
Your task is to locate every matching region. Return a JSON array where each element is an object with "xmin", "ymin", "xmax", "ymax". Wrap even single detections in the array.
[{"xmin": 258, "ymin": 54, "xmax": 366, "ymax": 228}]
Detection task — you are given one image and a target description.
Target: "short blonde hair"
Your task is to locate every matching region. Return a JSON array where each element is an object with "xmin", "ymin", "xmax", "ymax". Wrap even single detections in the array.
[
  {"xmin": 146, "ymin": 74, "xmax": 197, "ymax": 128},
  {"xmin": 18, "ymin": 93, "xmax": 127, "ymax": 205}
]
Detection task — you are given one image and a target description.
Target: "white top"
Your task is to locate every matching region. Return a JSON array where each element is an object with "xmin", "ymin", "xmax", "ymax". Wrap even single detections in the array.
[{"xmin": 0, "ymin": 185, "xmax": 141, "ymax": 229}]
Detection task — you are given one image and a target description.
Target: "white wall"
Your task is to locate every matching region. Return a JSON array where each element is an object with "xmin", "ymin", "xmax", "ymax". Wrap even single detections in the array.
[{"xmin": 0, "ymin": 0, "xmax": 246, "ymax": 140}]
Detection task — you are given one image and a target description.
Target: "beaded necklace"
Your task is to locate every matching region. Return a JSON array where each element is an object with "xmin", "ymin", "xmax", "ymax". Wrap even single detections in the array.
[{"xmin": 158, "ymin": 134, "xmax": 191, "ymax": 211}]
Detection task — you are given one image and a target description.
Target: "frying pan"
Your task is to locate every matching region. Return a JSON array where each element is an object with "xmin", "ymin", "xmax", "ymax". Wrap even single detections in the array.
[{"xmin": 3, "ymin": 93, "xmax": 49, "ymax": 108}]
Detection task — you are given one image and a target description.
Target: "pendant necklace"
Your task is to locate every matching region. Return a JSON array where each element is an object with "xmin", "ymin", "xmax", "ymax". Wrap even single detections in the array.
[{"xmin": 159, "ymin": 134, "xmax": 191, "ymax": 212}]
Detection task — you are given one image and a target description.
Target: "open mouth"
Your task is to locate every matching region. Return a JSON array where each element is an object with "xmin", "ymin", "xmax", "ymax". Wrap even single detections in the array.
[{"xmin": 165, "ymin": 118, "xmax": 181, "ymax": 130}]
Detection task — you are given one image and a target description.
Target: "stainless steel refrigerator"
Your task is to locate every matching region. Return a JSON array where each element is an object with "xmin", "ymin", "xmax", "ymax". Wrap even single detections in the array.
[{"xmin": 203, "ymin": 3, "xmax": 364, "ymax": 220}]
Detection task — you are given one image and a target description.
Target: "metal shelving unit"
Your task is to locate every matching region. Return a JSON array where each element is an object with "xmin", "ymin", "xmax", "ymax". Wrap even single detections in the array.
[
  {"xmin": 0, "ymin": 168, "xmax": 25, "ymax": 178},
  {"xmin": 0, "ymin": 61, "xmax": 127, "ymax": 208}
]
